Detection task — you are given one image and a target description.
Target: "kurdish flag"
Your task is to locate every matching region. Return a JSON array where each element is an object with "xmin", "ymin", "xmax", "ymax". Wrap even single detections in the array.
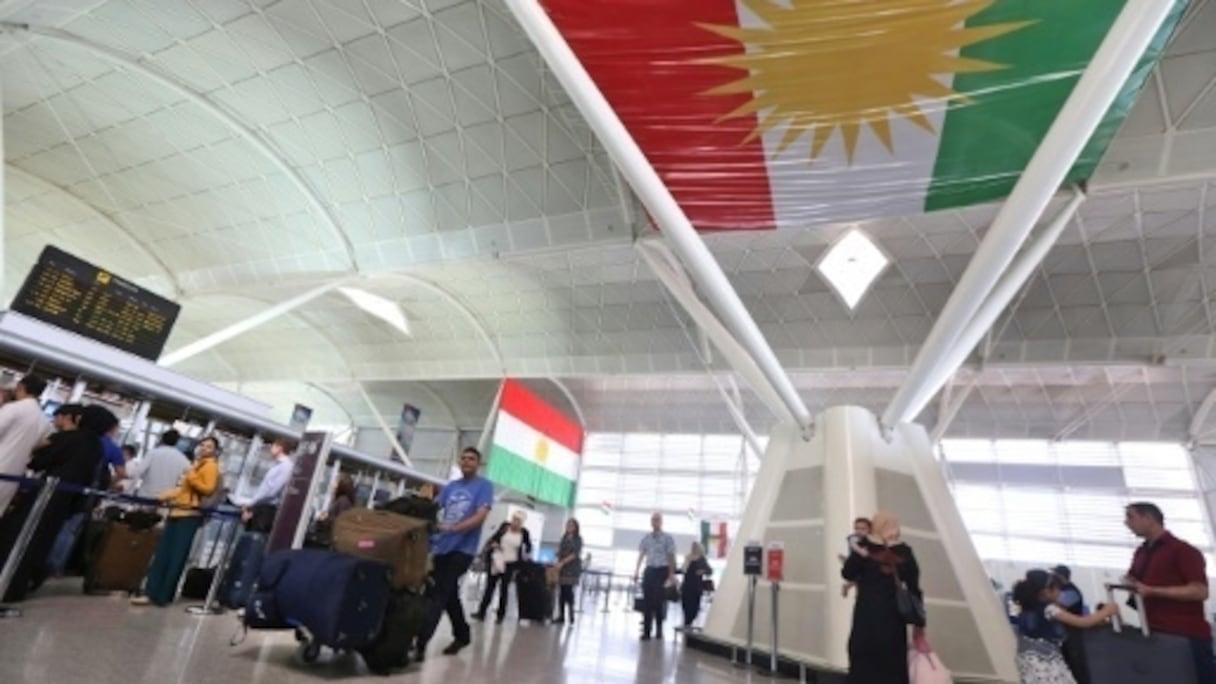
[
  {"xmin": 485, "ymin": 379, "xmax": 584, "ymax": 508},
  {"xmin": 541, "ymin": 0, "xmax": 1186, "ymax": 230},
  {"xmin": 701, "ymin": 520, "xmax": 730, "ymax": 559}
]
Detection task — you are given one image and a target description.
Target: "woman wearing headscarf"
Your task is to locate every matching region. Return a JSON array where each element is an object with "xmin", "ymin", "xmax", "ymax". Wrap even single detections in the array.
[
  {"xmin": 841, "ymin": 511, "xmax": 926, "ymax": 684},
  {"xmin": 680, "ymin": 541, "xmax": 713, "ymax": 629}
]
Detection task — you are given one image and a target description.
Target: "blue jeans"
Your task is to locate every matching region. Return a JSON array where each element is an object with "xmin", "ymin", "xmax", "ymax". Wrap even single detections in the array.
[
  {"xmin": 46, "ymin": 512, "xmax": 86, "ymax": 577},
  {"xmin": 1190, "ymin": 636, "xmax": 1216, "ymax": 684}
]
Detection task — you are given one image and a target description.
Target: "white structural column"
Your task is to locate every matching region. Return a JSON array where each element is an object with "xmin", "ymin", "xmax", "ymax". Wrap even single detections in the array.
[
  {"xmin": 638, "ymin": 240, "xmax": 794, "ymax": 423},
  {"xmin": 160, "ymin": 280, "xmax": 349, "ymax": 367},
  {"xmin": 884, "ymin": 0, "xmax": 1175, "ymax": 428},
  {"xmin": 505, "ymin": 0, "xmax": 812, "ymax": 435},
  {"xmin": 702, "ymin": 410, "xmax": 1017, "ymax": 681}
]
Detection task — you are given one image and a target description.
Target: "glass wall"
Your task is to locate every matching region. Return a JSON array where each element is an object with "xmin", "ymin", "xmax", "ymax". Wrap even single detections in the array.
[
  {"xmin": 572, "ymin": 432, "xmax": 1214, "ymax": 580},
  {"xmin": 940, "ymin": 439, "xmax": 1215, "ymax": 572},
  {"xmin": 573, "ymin": 432, "xmax": 762, "ymax": 576}
]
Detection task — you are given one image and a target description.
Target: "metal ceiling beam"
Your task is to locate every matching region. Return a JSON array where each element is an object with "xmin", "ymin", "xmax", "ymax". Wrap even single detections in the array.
[
  {"xmin": 160, "ymin": 279, "xmax": 350, "ymax": 367},
  {"xmin": 886, "ymin": 187, "xmax": 1086, "ymax": 426},
  {"xmin": 4, "ymin": 163, "xmax": 182, "ymax": 297},
  {"xmin": 547, "ymin": 377, "xmax": 587, "ymax": 431},
  {"xmin": 638, "ymin": 239, "xmax": 795, "ymax": 424},
  {"xmin": 1190, "ymin": 386, "xmax": 1216, "ymax": 444},
  {"xmin": 1, "ymin": 22, "xmax": 360, "ymax": 271},
  {"xmin": 355, "ymin": 382, "xmax": 414, "ymax": 467},
  {"xmin": 505, "ymin": 0, "xmax": 812, "ymax": 437},
  {"xmin": 884, "ymin": 0, "xmax": 1172, "ymax": 429}
]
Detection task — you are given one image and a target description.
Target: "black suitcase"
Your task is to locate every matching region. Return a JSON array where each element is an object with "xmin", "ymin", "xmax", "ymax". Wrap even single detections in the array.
[
  {"xmin": 515, "ymin": 562, "xmax": 549, "ymax": 622},
  {"xmin": 181, "ymin": 567, "xmax": 215, "ymax": 600},
  {"xmin": 376, "ymin": 495, "xmax": 439, "ymax": 528},
  {"xmin": 1082, "ymin": 584, "xmax": 1198, "ymax": 684},
  {"xmin": 359, "ymin": 586, "xmax": 431, "ymax": 674}
]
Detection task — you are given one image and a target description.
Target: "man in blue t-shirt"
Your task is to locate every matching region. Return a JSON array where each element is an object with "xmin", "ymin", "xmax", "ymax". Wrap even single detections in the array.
[{"xmin": 416, "ymin": 447, "xmax": 493, "ymax": 660}]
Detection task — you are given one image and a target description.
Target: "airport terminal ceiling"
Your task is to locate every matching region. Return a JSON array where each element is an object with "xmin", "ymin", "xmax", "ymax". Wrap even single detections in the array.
[{"xmin": 2, "ymin": 0, "xmax": 1216, "ymax": 444}]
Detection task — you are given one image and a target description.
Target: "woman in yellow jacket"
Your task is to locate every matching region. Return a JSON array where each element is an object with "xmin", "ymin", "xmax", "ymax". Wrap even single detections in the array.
[{"xmin": 134, "ymin": 436, "xmax": 221, "ymax": 607}]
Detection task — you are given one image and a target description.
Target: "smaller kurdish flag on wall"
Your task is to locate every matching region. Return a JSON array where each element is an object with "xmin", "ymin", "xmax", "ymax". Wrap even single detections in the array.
[
  {"xmin": 701, "ymin": 520, "xmax": 730, "ymax": 560},
  {"xmin": 485, "ymin": 379, "xmax": 584, "ymax": 508}
]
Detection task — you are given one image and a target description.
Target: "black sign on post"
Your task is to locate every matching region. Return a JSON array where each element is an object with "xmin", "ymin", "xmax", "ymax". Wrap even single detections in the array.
[
  {"xmin": 267, "ymin": 431, "xmax": 332, "ymax": 554},
  {"xmin": 743, "ymin": 542, "xmax": 764, "ymax": 576},
  {"xmin": 10, "ymin": 245, "xmax": 181, "ymax": 360}
]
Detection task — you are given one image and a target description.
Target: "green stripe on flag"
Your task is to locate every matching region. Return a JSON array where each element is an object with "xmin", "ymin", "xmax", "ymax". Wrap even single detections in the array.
[
  {"xmin": 925, "ymin": 1, "xmax": 1185, "ymax": 212},
  {"xmin": 486, "ymin": 445, "xmax": 576, "ymax": 508}
]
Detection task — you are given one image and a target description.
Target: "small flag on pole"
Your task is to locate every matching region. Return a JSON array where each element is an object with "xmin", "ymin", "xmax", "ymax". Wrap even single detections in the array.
[{"xmin": 600, "ymin": 500, "xmax": 614, "ymax": 516}]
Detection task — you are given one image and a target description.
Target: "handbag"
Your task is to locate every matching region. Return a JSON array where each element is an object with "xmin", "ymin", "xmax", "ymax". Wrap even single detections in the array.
[
  {"xmin": 665, "ymin": 581, "xmax": 679, "ymax": 603},
  {"xmin": 908, "ymin": 648, "xmax": 953, "ymax": 684},
  {"xmin": 894, "ymin": 565, "xmax": 926, "ymax": 626}
]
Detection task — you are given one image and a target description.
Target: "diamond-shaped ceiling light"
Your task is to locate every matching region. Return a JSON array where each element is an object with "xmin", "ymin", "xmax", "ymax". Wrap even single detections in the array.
[
  {"xmin": 816, "ymin": 229, "xmax": 889, "ymax": 310},
  {"xmin": 339, "ymin": 287, "xmax": 410, "ymax": 337}
]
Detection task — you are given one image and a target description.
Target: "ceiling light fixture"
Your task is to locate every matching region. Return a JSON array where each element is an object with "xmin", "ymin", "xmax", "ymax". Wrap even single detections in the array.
[
  {"xmin": 339, "ymin": 287, "xmax": 411, "ymax": 337},
  {"xmin": 816, "ymin": 228, "xmax": 889, "ymax": 310}
]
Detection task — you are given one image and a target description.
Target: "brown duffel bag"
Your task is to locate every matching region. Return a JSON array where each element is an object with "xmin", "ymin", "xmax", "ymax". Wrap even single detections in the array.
[{"xmin": 332, "ymin": 509, "xmax": 429, "ymax": 590}]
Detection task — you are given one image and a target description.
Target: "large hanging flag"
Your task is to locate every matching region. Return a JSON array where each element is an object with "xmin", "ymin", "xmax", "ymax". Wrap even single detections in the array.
[
  {"xmin": 485, "ymin": 379, "xmax": 584, "ymax": 508},
  {"xmin": 540, "ymin": 0, "xmax": 1186, "ymax": 230}
]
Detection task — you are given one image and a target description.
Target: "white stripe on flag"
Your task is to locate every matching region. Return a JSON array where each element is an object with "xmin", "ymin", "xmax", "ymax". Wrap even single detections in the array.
[
  {"xmin": 735, "ymin": 2, "xmax": 951, "ymax": 225},
  {"xmin": 493, "ymin": 409, "xmax": 580, "ymax": 482}
]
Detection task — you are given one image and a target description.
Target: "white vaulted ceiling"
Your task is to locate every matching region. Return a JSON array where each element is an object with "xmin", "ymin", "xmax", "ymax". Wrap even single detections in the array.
[{"xmin": 3, "ymin": 0, "xmax": 1216, "ymax": 445}]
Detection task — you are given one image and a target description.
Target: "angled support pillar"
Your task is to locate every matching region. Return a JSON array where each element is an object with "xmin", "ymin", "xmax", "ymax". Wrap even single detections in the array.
[
  {"xmin": 703, "ymin": 409, "xmax": 1017, "ymax": 681},
  {"xmin": 355, "ymin": 383, "xmax": 413, "ymax": 468},
  {"xmin": 886, "ymin": 184, "xmax": 1086, "ymax": 427},
  {"xmin": 506, "ymin": 0, "xmax": 812, "ymax": 436},
  {"xmin": 476, "ymin": 381, "xmax": 505, "ymax": 466},
  {"xmin": 160, "ymin": 280, "xmax": 349, "ymax": 367},
  {"xmin": 884, "ymin": 0, "xmax": 1173, "ymax": 429},
  {"xmin": 638, "ymin": 240, "xmax": 796, "ymax": 425}
]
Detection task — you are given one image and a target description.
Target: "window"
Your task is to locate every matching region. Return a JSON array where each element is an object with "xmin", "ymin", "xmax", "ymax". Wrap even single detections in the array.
[
  {"xmin": 941, "ymin": 439, "xmax": 1214, "ymax": 575},
  {"xmin": 575, "ymin": 431, "xmax": 759, "ymax": 572}
]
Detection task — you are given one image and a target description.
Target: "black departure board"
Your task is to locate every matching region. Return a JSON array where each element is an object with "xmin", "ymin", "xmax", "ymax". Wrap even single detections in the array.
[{"xmin": 10, "ymin": 245, "xmax": 180, "ymax": 361}]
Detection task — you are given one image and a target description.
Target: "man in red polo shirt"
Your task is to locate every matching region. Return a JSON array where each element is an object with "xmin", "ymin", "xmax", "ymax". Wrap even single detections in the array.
[{"xmin": 1124, "ymin": 501, "xmax": 1216, "ymax": 683}]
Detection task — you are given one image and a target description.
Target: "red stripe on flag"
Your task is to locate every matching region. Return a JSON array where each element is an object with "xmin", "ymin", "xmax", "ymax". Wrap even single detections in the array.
[
  {"xmin": 499, "ymin": 379, "xmax": 584, "ymax": 454},
  {"xmin": 541, "ymin": 0, "xmax": 775, "ymax": 231}
]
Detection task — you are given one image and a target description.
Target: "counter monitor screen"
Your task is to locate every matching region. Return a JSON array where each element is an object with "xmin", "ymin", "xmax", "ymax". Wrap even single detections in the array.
[{"xmin": 10, "ymin": 245, "xmax": 181, "ymax": 361}]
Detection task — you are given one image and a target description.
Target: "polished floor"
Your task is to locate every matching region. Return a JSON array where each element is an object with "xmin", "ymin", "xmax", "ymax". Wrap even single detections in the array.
[{"xmin": 0, "ymin": 580, "xmax": 776, "ymax": 683}]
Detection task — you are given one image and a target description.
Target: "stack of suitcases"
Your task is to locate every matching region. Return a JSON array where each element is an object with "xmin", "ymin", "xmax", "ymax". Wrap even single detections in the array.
[{"xmin": 242, "ymin": 493, "xmax": 438, "ymax": 675}]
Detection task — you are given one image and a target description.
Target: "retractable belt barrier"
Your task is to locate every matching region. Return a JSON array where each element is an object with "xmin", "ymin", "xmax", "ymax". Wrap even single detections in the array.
[
  {"xmin": 0, "ymin": 473, "xmax": 241, "ymax": 519},
  {"xmin": 0, "ymin": 473, "xmax": 240, "ymax": 619}
]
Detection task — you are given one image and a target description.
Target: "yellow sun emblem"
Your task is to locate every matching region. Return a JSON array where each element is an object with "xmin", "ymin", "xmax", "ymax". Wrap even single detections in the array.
[
  {"xmin": 697, "ymin": 0, "xmax": 1032, "ymax": 162},
  {"xmin": 535, "ymin": 439, "xmax": 550, "ymax": 465}
]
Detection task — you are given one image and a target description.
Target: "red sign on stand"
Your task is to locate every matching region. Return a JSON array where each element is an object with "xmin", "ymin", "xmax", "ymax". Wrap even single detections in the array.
[{"xmin": 767, "ymin": 543, "xmax": 785, "ymax": 582}]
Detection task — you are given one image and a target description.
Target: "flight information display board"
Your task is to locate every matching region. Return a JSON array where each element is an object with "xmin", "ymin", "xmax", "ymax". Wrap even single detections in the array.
[{"xmin": 10, "ymin": 245, "xmax": 180, "ymax": 361}]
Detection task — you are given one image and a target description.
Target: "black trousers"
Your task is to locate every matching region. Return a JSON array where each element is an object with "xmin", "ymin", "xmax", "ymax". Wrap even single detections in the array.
[
  {"xmin": 642, "ymin": 566, "xmax": 669, "ymax": 637},
  {"xmin": 477, "ymin": 561, "xmax": 520, "ymax": 619},
  {"xmin": 681, "ymin": 585, "xmax": 704, "ymax": 627},
  {"xmin": 556, "ymin": 584, "xmax": 576, "ymax": 620},
  {"xmin": 419, "ymin": 551, "xmax": 474, "ymax": 647}
]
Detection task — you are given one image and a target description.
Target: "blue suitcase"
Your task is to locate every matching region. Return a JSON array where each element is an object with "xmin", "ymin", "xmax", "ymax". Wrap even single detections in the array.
[
  {"xmin": 246, "ymin": 549, "xmax": 392, "ymax": 652},
  {"xmin": 221, "ymin": 532, "xmax": 267, "ymax": 609}
]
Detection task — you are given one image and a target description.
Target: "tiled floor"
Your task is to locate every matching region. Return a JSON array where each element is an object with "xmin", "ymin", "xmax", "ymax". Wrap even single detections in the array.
[{"xmin": 0, "ymin": 580, "xmax": 775, "ymax": 683}]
